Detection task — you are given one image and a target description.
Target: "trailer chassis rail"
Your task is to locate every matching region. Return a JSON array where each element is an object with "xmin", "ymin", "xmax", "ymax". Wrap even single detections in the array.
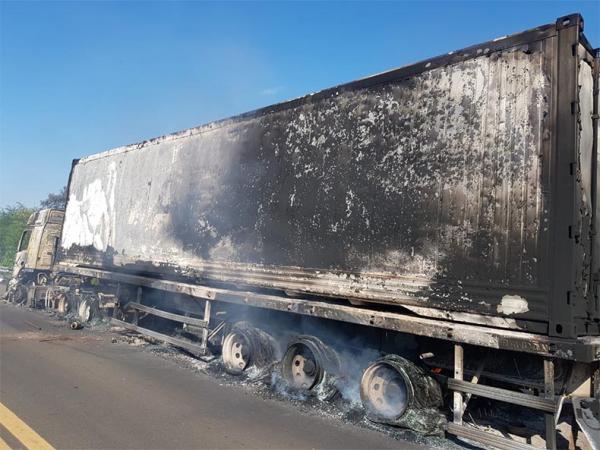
[{"xmin": 61, "ymin": 265, "xmax": 600, "ymax": 363}]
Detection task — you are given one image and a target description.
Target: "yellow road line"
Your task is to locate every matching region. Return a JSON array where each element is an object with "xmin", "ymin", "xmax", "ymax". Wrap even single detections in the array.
[
  {"xmin": 0, "ymin": 402, "xmax": 54, "ymax": 450},
  {"xmin": 0, "ymin": 435, "xmax": 11, "ymax": 450}
]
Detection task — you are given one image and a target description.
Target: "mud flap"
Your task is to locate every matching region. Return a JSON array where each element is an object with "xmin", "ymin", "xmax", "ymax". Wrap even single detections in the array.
[{"xmin": 572, "ymin": 397, "xmax": 600, "ymax": 450}]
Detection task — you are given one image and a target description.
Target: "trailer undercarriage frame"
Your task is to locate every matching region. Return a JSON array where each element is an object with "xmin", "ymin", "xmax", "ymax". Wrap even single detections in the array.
[
  {"xmin": 62, "ymin": 265, "xmax": 600, "ymax": 363},
  {"xmin": 59, "ymin": 264, "xmax": 600, "ymax": 450}
]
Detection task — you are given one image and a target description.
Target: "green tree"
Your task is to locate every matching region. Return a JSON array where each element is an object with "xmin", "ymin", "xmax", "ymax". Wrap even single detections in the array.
[{"xmin": 0, "ymin": 204, "xmax": 35, "ymax": 268}]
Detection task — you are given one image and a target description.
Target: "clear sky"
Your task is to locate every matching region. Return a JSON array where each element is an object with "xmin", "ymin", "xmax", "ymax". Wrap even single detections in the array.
[{"xmin": 1, "ymin": 1, "xmax": 598, "ymax": 207}]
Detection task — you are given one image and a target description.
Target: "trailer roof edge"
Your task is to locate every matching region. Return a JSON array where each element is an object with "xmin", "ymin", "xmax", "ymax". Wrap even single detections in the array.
[{"xmin": 77, "ymin": 13, "xmax": 591, "ymax": 165}]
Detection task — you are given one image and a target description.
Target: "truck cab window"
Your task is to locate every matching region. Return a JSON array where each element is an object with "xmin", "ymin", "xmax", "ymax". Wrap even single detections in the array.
[{"xmin": 18, "ymin": 230, "xmax": 31, "ymax": 251}]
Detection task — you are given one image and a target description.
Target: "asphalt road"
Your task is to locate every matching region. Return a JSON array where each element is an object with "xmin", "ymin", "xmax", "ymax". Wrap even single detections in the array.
[{"xmin": 0, "ymin": 302, "xmax": 430, "ymax": 450}]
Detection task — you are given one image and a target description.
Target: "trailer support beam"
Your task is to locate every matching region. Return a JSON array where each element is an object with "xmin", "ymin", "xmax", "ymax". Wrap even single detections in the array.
[
  {"xmin": 453, "ymin": 344, "xmax": 464, "ymax": 424},
  {"xmin": 58, "ymin": 265, "xmax": 600, "ymax": 362},
  {"xmin": 544, "ymin": 359, "xmax": 557, "ymax": 450},
  {"xmin": 201, "ymin": 300, "xmax": 212, "ymax": 353}
]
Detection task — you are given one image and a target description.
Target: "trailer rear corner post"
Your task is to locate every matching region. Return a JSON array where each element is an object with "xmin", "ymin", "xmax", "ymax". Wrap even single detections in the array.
[{"xmin": 549, "ymin": 14, "xmax": 585, "ymax": 339}]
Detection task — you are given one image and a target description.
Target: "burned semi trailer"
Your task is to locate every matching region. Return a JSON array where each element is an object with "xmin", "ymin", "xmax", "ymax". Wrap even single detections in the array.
[{"xmin": 45, "ymin": 14, "xmax": 599, "ymax": 450}]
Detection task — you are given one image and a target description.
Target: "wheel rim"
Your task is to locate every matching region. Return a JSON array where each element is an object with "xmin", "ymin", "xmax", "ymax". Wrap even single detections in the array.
[
  {"xmin": 361, "ymin": 362, "xmax": 409, "ymax": 419},
  {"xmin": 222, "ymin": 331, "xmax": 251, "ymax": 374},
  {"xmin": 57, "ymin": 296, "xmax": 69, "ymax": 314},
  {"xmin": 78, "ymin": 300, "xmax": 91, "ymax": 322},
  {"xmin": 283, "ymin": 343, "xmax": 321, "ymax": 390}
]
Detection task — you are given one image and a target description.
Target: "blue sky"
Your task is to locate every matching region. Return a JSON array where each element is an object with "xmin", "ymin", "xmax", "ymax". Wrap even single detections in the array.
[{"xmin": 1, "ymin": 1, "xmax": 598, "ymax": 207}]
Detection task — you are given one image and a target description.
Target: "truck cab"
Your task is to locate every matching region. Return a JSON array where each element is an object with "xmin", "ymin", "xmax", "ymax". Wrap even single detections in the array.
[{"xmin": 13, "ymin": 209, "xmax": 64, "ymax": 283}]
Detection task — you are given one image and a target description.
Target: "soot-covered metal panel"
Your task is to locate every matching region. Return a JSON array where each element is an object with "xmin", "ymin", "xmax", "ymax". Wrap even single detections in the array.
[
  {"xmin": 60, "ymin": 38, "xmax": 555, "ymax": 321},
  {"xmin": 578, "ymin": 54, "xmax": 596, "ymax": 323}
]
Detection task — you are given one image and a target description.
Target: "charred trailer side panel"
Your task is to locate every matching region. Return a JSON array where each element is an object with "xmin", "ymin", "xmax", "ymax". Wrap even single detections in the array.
[{"xmin": 58, "ymin": 15, "xmax": 599, "ymax": 339}]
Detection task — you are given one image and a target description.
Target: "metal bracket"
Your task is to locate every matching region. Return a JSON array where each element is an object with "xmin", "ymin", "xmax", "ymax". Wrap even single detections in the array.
[
  {"xmin": 126, "ymin": 302, "xmax": 208, "ymax": 328},
  {"xmin": 447, "ymin": 379, "xmax": 557, "ymax": 413},
  {"xmin": 572, "ymin": 396, "xmax": 600, "ymax": 450},
  {"xmin": 446, "ymin": 354, "xmax": 559, "ymax": 450},
  {"xmin": 111, "ymin": 318, "xmax": 208, "ymax": 355}
]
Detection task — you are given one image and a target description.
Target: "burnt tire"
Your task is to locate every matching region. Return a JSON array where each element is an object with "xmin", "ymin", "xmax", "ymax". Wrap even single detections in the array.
[
  {"xmin": 56, "ymin": 294, "xmax": 69, "ymax": 314},
  {"xmin": 222, "ymin": 322, "xmax": 276, "ymax": 375},
  {"xmin": 360, "ymin": 355, "xmax": 444, "ymax": 435},
  {"xmin": 281, "ymin": 335, "xmax": 340, "ymax": 391},
  {"xmin": 78, "ymin": 296, "xmax": 100, "ymax": 322},
  {"xmin": 8, "ymin": 284, "xmax": 28, "ymax": 305}
]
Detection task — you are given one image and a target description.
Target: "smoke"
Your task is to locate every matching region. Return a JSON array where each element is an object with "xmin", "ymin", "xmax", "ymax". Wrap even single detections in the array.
[
  {"xmin": 86, "ymin": 282, "xmax": 432, "ymax": 428},
  {"xmin": 233, "ymin": 305, "xmax": 421, "ymax": 408},
  {"xmin": 333, "ymin": 346, "xmax": 381, "ymax": 405}
]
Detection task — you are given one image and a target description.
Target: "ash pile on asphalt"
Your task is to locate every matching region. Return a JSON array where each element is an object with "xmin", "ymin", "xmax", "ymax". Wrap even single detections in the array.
[{"xmin": 110, "ymin": 335, "xmax": 465, "ymax": 450}]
